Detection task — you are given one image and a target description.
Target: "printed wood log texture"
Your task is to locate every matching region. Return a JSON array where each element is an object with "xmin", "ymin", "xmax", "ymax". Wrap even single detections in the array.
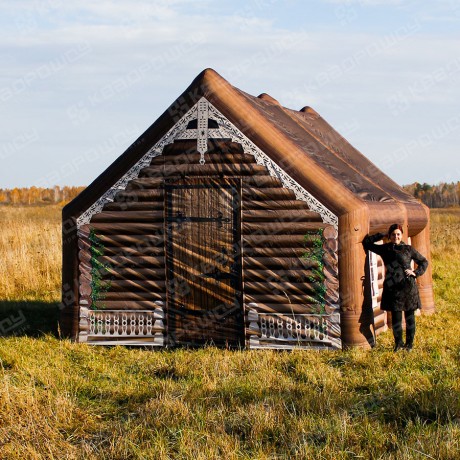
[
  {"xmin": 61, "ymin": 68, "xmax": 434, "ymax": 349},
  {"xmin": 74, "ymin": 138, "xmax": 339, "ymax": 348}
]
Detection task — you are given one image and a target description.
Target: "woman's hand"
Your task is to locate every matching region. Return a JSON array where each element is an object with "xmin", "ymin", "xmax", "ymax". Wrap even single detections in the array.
[{"xmin": 405, "ymin": 269, "xmax": 416, "ymax": 278}]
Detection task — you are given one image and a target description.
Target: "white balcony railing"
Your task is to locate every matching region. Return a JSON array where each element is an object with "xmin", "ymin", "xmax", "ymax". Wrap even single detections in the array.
[
  {"xmin": 79, "ymin": 303, "xmax": 165, "ymax": 346},
  {"xmin": 247, "ymin": 306, "xmax": 341, "ymax": 349}
]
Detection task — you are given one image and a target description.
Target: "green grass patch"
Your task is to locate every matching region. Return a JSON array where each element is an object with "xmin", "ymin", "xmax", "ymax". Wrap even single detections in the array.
[{"xmin": 0, "ymin": 209, "xmax": 459, "ymax": 459}]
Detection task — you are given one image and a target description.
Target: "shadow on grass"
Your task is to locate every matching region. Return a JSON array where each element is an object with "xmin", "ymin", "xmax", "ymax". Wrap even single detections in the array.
[{"xmin": 0, "ymin": 301, "xmax": 60, "ymax": 338}]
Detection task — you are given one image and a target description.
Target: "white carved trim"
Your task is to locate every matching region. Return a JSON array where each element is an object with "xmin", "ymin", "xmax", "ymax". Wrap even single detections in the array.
[
  {"xmin": 247, "ymin": 308, "xmax": 341, "ymax": 350},
  {"xmin": 368, "ymin": 241, "xmax": 384, "ymax": 312},
  {"xmin": 197, "ymin": 99, "xmax": 209, "ymax": 160},
  {"xmin": 206, "ymin": 104, "xmax": 338, "ymax": 228},
  {"xmin": 369, "ymin": 251, "xmax": 379, "ymax": 300},
  {"xmin": 80, "ymin": 305, "xmax": 165, "ymax": 346},
  {"xmin": 76, "ymin": 96, "xmax": 337, "ymax": 229},
  {"xmin": 76, "ymin": 104, "xmax": 198, "ymax": 227},
  {"xmin": 176, "ymin": 128, "xmax": 229, "ymax": 141}
]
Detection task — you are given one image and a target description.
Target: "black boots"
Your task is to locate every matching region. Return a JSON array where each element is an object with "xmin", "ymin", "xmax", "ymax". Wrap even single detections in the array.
[
  {"xmin": 393, "ymin": 327, "xmax": 404, "ymax": 352},
  {"xmin": 391, "ymin": 311, "xmax": 416, "ymax": 352},
  {"xmin": 405, "ymin": 329, "xmax": 415, "ymax": 352},
  {"xmin": 404, "ymin": 311, "xmax": 416, "ymax": 352}
]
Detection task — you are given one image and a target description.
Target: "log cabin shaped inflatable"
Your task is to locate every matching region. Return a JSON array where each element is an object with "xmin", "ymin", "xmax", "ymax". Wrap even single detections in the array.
[{"xmin": 60, "ymin": 68, "xmax": 435, "ymax": 350}]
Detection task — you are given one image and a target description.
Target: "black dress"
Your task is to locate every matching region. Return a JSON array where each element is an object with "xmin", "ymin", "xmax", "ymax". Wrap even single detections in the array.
[{"xmin": 363, "ymin": 233, "xmax": 428, "ymax": 312}]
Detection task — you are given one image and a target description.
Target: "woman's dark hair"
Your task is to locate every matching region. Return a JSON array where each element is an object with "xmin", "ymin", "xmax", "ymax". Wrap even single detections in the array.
[{"xmin": 388, "ymin": 223, "xmax": 403, "ymax": 237}]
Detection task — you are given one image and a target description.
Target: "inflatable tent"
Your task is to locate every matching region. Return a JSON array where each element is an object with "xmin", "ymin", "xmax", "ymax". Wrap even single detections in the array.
[{"xmin": 60, "ymin": 68, "xmax": 434, "ymax": 349}]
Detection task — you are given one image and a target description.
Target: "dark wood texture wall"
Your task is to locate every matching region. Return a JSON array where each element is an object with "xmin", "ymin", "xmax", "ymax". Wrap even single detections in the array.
[{"xmin": 76, "ymin": 138, "xmax": 339, "ymax": 347}]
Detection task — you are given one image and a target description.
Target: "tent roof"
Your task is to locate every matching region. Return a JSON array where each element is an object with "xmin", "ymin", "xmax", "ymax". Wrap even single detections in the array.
[{"xmin": 65, "ymin": 68, "xmax": 423, "ymax": 228}]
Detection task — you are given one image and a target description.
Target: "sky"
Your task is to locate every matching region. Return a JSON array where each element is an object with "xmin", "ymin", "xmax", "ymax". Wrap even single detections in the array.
[{"xmin": 1, "ymin": 0, "xmax": 459, "ymax": 189}]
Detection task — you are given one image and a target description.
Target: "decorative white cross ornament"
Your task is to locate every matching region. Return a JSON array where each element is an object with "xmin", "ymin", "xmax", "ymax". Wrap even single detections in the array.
[{"xmin": 197, "ymin": 98, "xmax": 209, "ymax": 164}]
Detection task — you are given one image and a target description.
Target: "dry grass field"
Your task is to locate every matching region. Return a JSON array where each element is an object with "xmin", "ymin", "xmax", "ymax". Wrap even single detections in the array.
[
  {"xmin": 0, "ymin": 206, "xmax": 61, "ymax": 302},
  {"xmin": 0, "ymin": 205, "xmax": 459, "ymax": 459}
]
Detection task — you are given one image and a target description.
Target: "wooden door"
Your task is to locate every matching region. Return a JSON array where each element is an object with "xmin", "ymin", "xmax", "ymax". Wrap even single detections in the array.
[{"xmin": 165, "ymin": 178, "xmax": 243, "ymax": 347}]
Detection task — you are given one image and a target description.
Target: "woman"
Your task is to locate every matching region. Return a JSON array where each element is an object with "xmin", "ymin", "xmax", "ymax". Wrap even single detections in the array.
[{"xmin": 363, "ymin": 224, "xmax": 428, "ymax": 352}]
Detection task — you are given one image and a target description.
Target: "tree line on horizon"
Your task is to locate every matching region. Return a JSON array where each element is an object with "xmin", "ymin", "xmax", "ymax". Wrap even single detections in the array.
[
  {"xmin": 402, "ymin": 182, "xmax": 460, "ymax": 208},
  {"xmin": 0, "ymin": 186, "xmax": 86, "ymax": 206},
  {"xmin": 0, "ymin": 182, "xmax": 459, "ymax": 208}
]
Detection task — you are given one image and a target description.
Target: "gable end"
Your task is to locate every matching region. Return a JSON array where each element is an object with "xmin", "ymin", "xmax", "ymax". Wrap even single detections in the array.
[{"xmin": 76, "ymin": 98, "xmax": 337, "ymax": 229}]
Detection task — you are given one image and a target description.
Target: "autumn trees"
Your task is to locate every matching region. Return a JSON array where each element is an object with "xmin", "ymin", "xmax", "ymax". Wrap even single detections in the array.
[
  {"xmin": 0, "ymin": 186, "xmax": 85, "ymax": 206},
  {"xmin": 0, "ymin": 183, "xmax": 459, "ymax": 208},
  {"xmin": 403, "ymin": 182, "xmax": 460, "ymax": 208}
]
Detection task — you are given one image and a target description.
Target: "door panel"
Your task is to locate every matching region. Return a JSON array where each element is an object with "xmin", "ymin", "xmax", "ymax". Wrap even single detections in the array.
[{"xmin": 165, "ymin": 178, "xmax": 243, "ymax": 347}]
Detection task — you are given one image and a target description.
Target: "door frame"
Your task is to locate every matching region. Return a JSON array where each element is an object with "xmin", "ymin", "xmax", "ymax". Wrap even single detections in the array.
[{"xmin": 164, "ymin": 177, "xmax": 244, "ymax": 347}]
